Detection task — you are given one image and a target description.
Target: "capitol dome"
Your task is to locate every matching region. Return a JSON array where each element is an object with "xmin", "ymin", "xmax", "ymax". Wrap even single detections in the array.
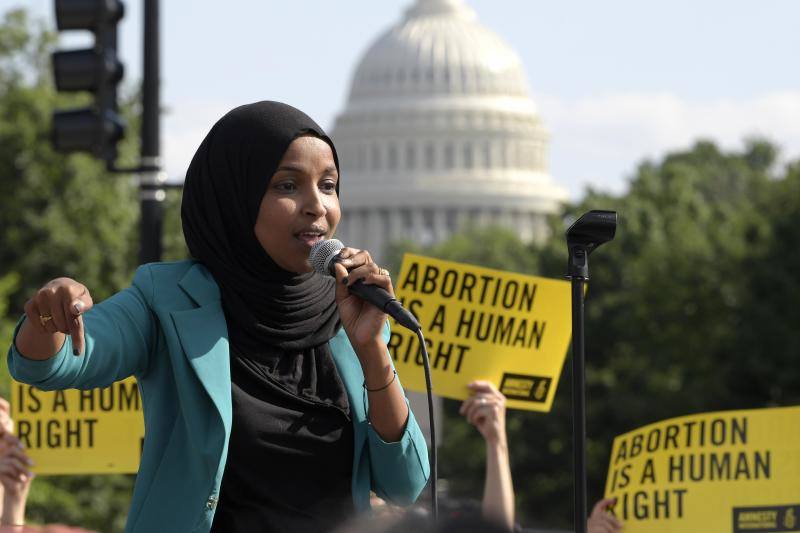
[
  {"xmin": 348, "ymin": 0, "xmax": 529, "ymax": 101},
  {"xmin": 331, "ymin": 0, "xmax": 568, "ymax": 260}
]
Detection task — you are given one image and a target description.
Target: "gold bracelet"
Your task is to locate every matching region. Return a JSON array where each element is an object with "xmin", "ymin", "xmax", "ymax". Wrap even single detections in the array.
[{"xmin": 364, "ymin": 369, "xmax": 397, "ymax": 392}]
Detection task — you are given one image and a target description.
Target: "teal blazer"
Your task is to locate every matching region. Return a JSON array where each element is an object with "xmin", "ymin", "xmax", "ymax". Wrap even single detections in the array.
[{"xmin": 7, "ymin": 261, "xmax": 430, "ymax": 532}]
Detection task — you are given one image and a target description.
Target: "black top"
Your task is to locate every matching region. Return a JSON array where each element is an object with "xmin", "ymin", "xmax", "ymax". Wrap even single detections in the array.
[{"xmin": 210, "ymin": 355, "xmax": 354, "ymax": 533}]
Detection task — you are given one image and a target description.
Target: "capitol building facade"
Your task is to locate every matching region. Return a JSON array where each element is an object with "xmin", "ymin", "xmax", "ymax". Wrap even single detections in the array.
[{"xmin": 331, "ymin": 0, "xmax": 568, "ymax": 261}]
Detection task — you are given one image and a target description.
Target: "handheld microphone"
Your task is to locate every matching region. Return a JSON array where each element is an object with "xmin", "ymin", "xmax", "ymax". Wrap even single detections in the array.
[{"xmin": 309, "ymin": 239, "xmax": 420, "ymax": 332}]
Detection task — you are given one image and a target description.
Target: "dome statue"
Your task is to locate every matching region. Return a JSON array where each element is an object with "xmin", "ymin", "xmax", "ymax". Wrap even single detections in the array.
[{"xmin": 331, "ymin": 0, "xmax": 568, "ymax": 261}]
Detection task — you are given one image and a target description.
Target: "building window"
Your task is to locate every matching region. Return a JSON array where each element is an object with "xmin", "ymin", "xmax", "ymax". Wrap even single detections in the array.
[
  {"xmin": 340, "ymin": 144, "xmax": 353, "ymax": 174},
  {"xmin": 510, "ymin": 141, "xmax": 519, "ymax": 169},
  {"xmin": 387, "ymin": 143, "xmax": 398, "ymax": 171},
  {"xmin": 540, "ymin": 143, "xmax": 548, "ymax": 170},
  {"xmin": 401, "ymin": 209, "xmax": 413, "ymax": 230},
  {"xmin": 357, "ymin": 144, "xmax": 366, "ymax": 171},
  {"xmin": 444, "ymin": 143, "xmax": 454, "ymax": 169},
  {"xmin": 483, "ymin": 142, "xmax": 491, "ymax": 169},
  {"xmin": 425, "ymin": 143, "xmax": 436, "ymax": 169},
  {"xmin": 446, "ymin": 209, "xmax": 458, "ymax": 233},
  {"xmin": 421, "ymin": 209, "xmax": 435, "ymax": 246},
  {"xmin": 371, "ymin": 144, "xmax": 382, "ymax": 171},
  {"xmin": 530, "ymin": 144, "xmax": 537, "ymax": 169},
  {"xmin": 519, "ymin": 143, "xmax": 533, "ymax": 168},
  {"xmin": 406, "ymin": 142, "xmax": 417, "ymax": 170},
  {"xmin": 463, "ymin": 143, "xmax": 473, "ymax": 169}
]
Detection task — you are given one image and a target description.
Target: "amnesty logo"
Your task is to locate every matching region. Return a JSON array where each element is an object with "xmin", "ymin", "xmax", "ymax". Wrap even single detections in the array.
[
  {"xmin": 733, "ymin": 505, "xmax": 799, "ymax": 532},
  {"xmin": 499, "ymin": 373, "xmax": 551, "ymax": 403}
]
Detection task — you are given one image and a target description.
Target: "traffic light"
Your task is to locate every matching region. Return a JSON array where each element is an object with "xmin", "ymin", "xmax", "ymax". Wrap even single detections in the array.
[{"xmin": 51, "ymin": 0, "xmax": 126, "ymax": 166}]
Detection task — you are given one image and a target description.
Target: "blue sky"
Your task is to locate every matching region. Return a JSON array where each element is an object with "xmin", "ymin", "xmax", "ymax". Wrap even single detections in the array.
[{"xmin": 4, "ymin": 0, "xmax": 800, "ymax": 198}]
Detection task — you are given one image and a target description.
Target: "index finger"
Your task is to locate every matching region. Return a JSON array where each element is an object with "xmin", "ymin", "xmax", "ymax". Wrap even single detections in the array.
[
  {"xmin": 70, "ymin": 316, "xmax": 84, "ymax": 356},
  {"xmin": 0, "ymin": 397, "xmax": 9, "ymax": 414},
  {"xmin": 67, "ymin": 296, "xmax": 91, "ymax": 356}
]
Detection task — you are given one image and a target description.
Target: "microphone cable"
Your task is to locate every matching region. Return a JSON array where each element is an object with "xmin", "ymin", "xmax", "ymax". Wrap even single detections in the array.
[{"xmin": 414, "ymin": 327, "xmax": 438, "ymax": 522}]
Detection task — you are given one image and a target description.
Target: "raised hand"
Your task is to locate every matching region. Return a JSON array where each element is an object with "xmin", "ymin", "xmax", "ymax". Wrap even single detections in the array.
[
  {"xmin": 461, "ymin": 381, "xmax": 515, "ymax": 530},
  {"xmin": 332, "ymin": 247, "xmax": 393, "ymax": 350},
  {"xmin": 459, "ymin": 380, "xmax": 507, "ymax": 446},
  {"xmin": 0, "ymin": 434, "xmax": 33, "ymax": 497},
  {"xmin": 0, "ymin": 400, "xmax": 34, "ymax": 527}
]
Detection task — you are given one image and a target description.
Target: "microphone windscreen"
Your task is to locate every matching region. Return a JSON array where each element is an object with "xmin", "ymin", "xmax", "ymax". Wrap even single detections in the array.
[{"xmin": 309, "ymin": 238, "xmax": 344, "ymax": 276}]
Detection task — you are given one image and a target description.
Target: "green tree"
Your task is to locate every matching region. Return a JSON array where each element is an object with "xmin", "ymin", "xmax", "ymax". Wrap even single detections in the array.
[
  {"xmin": 391, "ymin": 139, "xmax": 800, "ymax": 528},
  {"xmin": 0, "ymin": 8, "xmax": 143, "ymax": 531},
  {"xmin": 733, "ymin": 157, "xmax": 800, "ymax": 406}
]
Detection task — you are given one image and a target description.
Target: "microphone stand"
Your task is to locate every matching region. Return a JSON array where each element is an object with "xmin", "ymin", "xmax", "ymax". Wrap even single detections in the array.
[
  {"xmin": 565, "ymin": 210, "xmax": 617, "ymax": 533},
  {"xmin": 568, "ymin": 258, "xmax": 589, "ymax": 533}
]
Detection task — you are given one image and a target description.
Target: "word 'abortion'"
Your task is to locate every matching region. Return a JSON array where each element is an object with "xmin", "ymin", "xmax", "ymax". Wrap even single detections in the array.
[
  {"xmin": 614, "ymin": 416, "xmax": 749, "ymax": 463},
  {"xmin": 401, "ymin": 263, "xmax": 538, "ymax": 312}
]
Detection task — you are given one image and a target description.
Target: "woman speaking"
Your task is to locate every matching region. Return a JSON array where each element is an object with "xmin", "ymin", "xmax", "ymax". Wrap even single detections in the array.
[{"xmin": 7, "ymin": 101, "xmax": 430, "ymax": 532}]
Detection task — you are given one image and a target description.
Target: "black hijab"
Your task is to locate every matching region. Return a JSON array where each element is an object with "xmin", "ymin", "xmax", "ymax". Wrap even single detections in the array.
[{"xmin": 181, "ymin": 101, "xmax": 345, "ymax": 405}]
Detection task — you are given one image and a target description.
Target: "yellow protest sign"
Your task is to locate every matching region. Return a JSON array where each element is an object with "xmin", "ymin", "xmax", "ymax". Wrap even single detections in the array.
[
  {"xmin": 391, "ymin": 254, "xmax": 572, "ymax": 412},
  {"xmin": 11, "ymin": 378, "xmax": 144, "ymax": 475},
  {"xmin": 604, "ymin": 405, "xmax": 800, "ymax": 532}
]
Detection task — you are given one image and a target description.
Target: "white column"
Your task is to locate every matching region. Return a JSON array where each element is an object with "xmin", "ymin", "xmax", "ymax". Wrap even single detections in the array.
[
  {"xmin": 349, "ymin": 210, "xmax": 364, "ymax": 249},
  {"xmin": 411, "ymin": 207, "xmax": 426, "ymax": 244},
  {"xmin": 336, "ymin": 209, "xmax": 351, "ymax": 244},
  {"xmin": 456, "ymin": 208, "xmax": 470, "ymax": 233},
  {"xmin": 433, "ymin": 207, "xmax": 448, "ymax": 243},
  {"xmin": 478, "ymin": 207, "xmax": 493, "ymax": 228},
  {"xmin": 364, "ymin": 210, "xmax": 381, "ymax": 256},
  {"xmin": 533, "ymin": 213, "xmax": 549, "ymax": 243},
  {"xmin": 389, "ymin": 208, "xmax": 404, "ymax": 243},
  {"xmin": 514, "ymin": 210, "xmax": 532, "ymax": 242},
  {"xmin": 499, "ymin": 208, "xmax": 514, "ymax": 235}
]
